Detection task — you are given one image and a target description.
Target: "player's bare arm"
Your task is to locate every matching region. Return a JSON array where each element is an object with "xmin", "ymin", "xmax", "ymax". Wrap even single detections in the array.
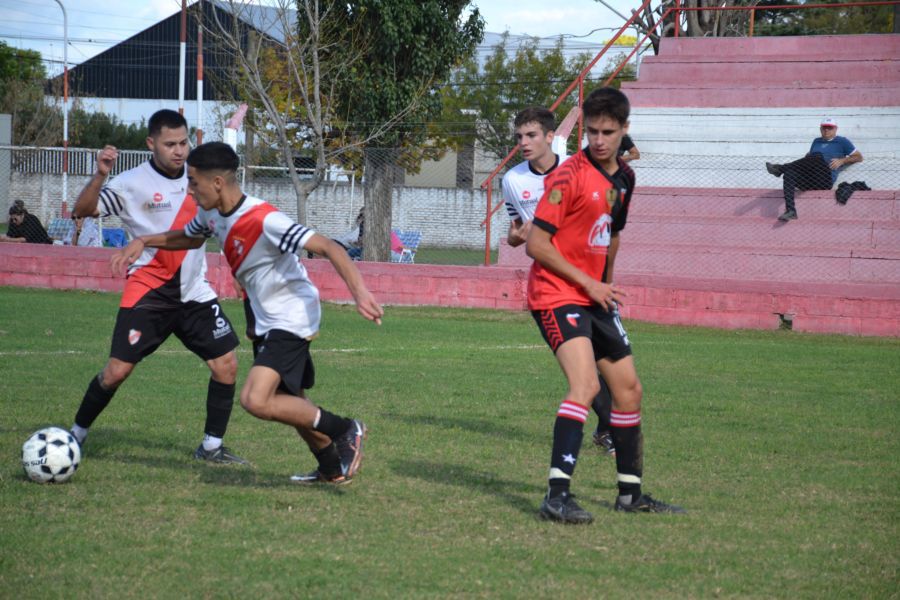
[
  {"xmin": 507, "ymin": 219, "xmax": 531, "ymax": 247},
  {"xmin": 111, "ymin": 230, "xmax": 204, "ymax": 277},
  {"xmin": 305, "ymin": 233, "xmax": 384, "ymax": 325},
  {"xmin": 526, "ymin": 225, "xmax": 624, "ymax": 311},
  {"xmin": 73, "ymin": 145, "xmax": 118, "ymax": 218},
  {"xmin": 605, "ymin": 232, "xmax": 621, "ymax": 284}
]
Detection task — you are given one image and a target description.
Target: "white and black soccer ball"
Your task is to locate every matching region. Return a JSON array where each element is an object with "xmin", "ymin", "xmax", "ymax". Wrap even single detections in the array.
[{"xmin": 21, "ymin": 427, "xmax": 82, "ymax": 483}]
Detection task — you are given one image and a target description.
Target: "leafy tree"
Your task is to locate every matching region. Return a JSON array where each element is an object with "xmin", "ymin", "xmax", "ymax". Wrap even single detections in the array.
[
  {"xmin": 328, "ymin": 0, "xmax": 484, "ymax": 262},
  {"xmin": 0, "ymin": 41, "xmax": 61, "ymax": 146},
  {"xmin": 70, "ymin": 109, "xmax": 147, "ymax": 149},
  {"xmin": 752, "ymin": 0, "xmax": 894, "ymax": 36},
  {"xmin": 438, "ymin": 34, "xmax": 593, "ymax": 167}
]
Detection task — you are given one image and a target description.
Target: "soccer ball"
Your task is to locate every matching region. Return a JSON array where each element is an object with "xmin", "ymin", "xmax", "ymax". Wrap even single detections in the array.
[{"xmin": 21, "ymin": 427, "xmax": 82, "ymax": 483}]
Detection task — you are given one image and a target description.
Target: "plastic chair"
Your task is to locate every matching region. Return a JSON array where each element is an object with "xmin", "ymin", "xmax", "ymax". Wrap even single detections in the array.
[
  {"xmin": 102, "ymin": 228, "xmax": 128, "ymax": 248},
  {"xmin": 398, "ymin": 230, "xmax": 421, "ymax": 264}
]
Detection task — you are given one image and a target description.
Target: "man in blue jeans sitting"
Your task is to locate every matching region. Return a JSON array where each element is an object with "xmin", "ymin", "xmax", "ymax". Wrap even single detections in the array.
[{"xmin": 766, "ymin": 118, "xmax": 863, "ymax": 221}]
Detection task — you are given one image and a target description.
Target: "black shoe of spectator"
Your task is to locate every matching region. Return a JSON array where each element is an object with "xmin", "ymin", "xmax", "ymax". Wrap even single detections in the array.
[
  {"xmin": 765, "ymin": 162, "xmax": 783, "ymax": 177},
  {"xmin": 778, "ymin": 209, "xmax": 798, "ymax": 222}
]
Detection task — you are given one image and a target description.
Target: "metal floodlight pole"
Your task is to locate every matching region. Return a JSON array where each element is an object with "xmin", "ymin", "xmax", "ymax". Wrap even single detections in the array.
[
  {"xmin": 53, "ymin": 0, "xmax": 68, "ymax": 213},
  {"xmin": 179, "ymin": 0, "xmax": 187, "ymax": 115}
]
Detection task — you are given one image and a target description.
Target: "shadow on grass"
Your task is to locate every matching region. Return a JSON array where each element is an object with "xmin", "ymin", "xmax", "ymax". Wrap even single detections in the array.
[
  {"xmin": 383, "ymin": 412, "xmax": 532, "ymax": 441},
  {"xmin": 390, "ymin": 458, "xmax": 543, "ymax": 517}
]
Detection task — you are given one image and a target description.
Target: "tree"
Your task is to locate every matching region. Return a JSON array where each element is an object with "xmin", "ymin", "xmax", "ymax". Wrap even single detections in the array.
[
  {"xmin": 0, "ymin": 41, "xmax": 61, "ymax": 146},
  {"xmin": 70, "ymin": 109, "xmax": 147, "ymax": 149},
  {"xmin": 752, "ymin": 0, "xmax": 894, "ymax": 36},
  {"xmin": 438, "ymin": 34, "xmax": 594, "ymax": 167},
  {"xmin": 328, "ymin": 1, "xmax": 485, "ymax": 262}
]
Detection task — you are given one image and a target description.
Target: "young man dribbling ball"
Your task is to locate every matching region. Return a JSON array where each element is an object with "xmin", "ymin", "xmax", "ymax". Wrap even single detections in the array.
[
  {"xmin": 112, "ymin": 142, "xmax": 383, "ymax": 484},
  {"xmin": 526, "ymin": 87, "xmax": 684, "ymax": 523}
]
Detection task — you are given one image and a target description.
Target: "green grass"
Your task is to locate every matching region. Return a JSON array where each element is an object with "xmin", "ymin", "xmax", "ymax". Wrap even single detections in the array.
[
  {"xmin": 0, "ymin": 287, "xmax": 897, "ymax": 598},
  {"xmin": 412, "ymin": 245, "xmax": 492, "ymax": 266}
]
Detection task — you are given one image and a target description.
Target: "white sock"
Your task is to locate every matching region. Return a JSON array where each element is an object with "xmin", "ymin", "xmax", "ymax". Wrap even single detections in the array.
[
  {"xmin": 202, "ymin": 434, "xmax": 223, "ymax": 451},
  {"xmin": 71, "ymin": 424, "xmax": 88, "ymax": 444}
]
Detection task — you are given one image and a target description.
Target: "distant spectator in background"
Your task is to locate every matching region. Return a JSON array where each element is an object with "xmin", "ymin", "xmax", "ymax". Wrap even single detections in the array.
[
  {"xmin": 617, "ymin": 134, "xmax": 640, "ymax": 162},
  {"xmin": 1, "ymin": 204, "xmax": 52, "ymax": 244},
  {"xmin": 390, "ymin": 229, "xmax": 404, "ymax": 262},
  {"xmin": 64, "ymin": 215, "xmax": 103, "ymax": 247},
  {"xmin": 334, "ymin": 208, "xmax": 364, "ymax": 260},
  {"xmin": 766, "ymin": 118, "xmax": 862, "ymax": 222}
]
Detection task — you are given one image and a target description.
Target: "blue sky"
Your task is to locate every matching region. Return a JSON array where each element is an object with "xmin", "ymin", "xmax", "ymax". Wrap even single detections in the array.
[{"xmin": 0, "ymin": 0, "xmax": 639, "ymax": 73}]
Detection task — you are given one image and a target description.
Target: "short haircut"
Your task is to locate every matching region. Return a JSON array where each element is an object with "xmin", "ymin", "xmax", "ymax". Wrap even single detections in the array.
[
  {"xmin": 582, "ymin": 87, "xmax": 630, "ymax": 125},
  {"xmin": 148, "ymin": 109, "xmax": 188, "ymax": 137},
  {"xmin": 514, "ymin": 107, "xmax": 556, "ymax": 134},
  {"xmin": 9, "ymin": 204, "xmax": 25, "ymax": 216},
  {"xmin": 188, "ymin": 142, "xmax": 240, "ymax": 173}
]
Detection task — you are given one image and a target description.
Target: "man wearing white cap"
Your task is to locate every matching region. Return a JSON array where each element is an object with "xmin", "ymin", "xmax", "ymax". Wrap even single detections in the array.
[{"xmin": 765, "ymin": 118, "xmax": 863, "ymax": 221}]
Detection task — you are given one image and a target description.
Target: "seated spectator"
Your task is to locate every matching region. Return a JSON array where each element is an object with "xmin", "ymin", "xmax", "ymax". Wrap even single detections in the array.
[
  {"xmin": 618, "ymin": 133, "xmax": 640, "ymax": 162},
  {"xmin": 64, "ymin": 215, "xmax": 103, "ymax": 247},
  {"xmin": 765, "ymin": 118, "xmax": 862, "ymax": 222},
  {"xmin": 333, "ymin": 208, "xmax": 365, "ymax": 260},
  {"xmin": 1, "ymin": 204, "xmax": 52, "ymax": 244},
  {"xmin": 391, "ymin": 230, "xmax": 404, "ymax": 262}
]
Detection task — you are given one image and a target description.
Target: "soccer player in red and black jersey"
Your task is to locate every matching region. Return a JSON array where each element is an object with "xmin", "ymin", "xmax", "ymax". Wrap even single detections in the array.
[{"xmin": 527, "ymin": 87, "xmax": 684, "ymax": 523}]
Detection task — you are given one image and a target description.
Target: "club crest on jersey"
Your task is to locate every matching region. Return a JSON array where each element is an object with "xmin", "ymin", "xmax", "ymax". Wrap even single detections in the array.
[
  {"xmin": 548, "ymin": 189, "xmax": 562, "ymax": 205},
  {"xmin": 128, "ymin": 329, "xmax": 142, "ymax": 345},
  {"xmin": 606, "ymin": 188, "xmax": 619, "ymax": 209},
  {"xmin": 566, "ymin": 313, "xmax": 580, "ymax": 327},
  {"xmin": 232, "ymin": 237, "xmax": 245, "ymax": 257}
]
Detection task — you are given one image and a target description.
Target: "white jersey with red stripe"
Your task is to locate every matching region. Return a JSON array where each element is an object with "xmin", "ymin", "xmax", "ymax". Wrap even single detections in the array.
[
  {"xmin": 501, "ymin": 155, "xmax": 563, "ymax": 223},
  {"xmin": 99, "ymin": 160, "xmax": 215, "ymax": 307},
  {"xmin": 184, "ymin": 195, "xmax": 321, "ymax": 340}
]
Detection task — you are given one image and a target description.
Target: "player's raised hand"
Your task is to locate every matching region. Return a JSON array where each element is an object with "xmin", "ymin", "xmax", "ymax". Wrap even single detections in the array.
[
  {"xmin": 110, "ymin": 238, "xmax": 145, "ymax": 277},
  {"xmin": 96, "ymin": 145, "xmax": 119, "ymax": 177},
  {"xmin": 584, "ymin": 280, "xmax": 625, "ymax": 312}
]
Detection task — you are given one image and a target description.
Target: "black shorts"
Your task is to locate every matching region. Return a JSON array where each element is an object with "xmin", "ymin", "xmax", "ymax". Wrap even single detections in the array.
[
  {"xmin": 532, "ymin": 303, "xmax": 632, "ymax": 361},
  {"xmin": 110, "ymin": 299, "xmax": 240, "ymax": 364},
  {"xmin": 252, "ymin": 329, "xmax": 315, "ymax": 396}
]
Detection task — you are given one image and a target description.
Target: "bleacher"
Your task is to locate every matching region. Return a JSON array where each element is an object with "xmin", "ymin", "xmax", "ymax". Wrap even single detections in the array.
[{"xmin": 501, "ymin": 34, "xmax": 900, "ymax": 336}]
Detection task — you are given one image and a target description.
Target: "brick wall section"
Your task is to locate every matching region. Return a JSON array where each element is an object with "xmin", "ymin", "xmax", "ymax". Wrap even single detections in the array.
[{"xmin": 2, "ymin": 242, "xmax": 898, "ymax": 336}]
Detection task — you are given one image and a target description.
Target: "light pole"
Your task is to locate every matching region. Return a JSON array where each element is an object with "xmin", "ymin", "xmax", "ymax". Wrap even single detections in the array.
[{"xmin": 53, "ymin": 0, "xmax": 68, "ymax": 213}]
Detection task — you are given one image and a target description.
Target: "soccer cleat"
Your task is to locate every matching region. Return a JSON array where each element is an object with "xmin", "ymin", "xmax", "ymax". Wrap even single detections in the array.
[
  {"xmin": 290, "ymin": 469, "xmax": 351, "ymax": 486},
  {"xmin": 765, "ymin": 162, "xmax": 783, "ymax": 177},
  {"xmin": 778, "ymin": 209, "xmax": 798, "ymax": 222},
  {"xmin": 614, "ymin": 493, "xmax": 686, "ymax": 514},
  {"xmin": 539, "ymin": 491, "xmax": 594, "ymax": 524},
  {"xmin": 592, "ymin": 429, "xmax": 616, "ymax": 456},
  {"xmin": 193, "ymin": 444, "xmax": 249, "ymax": 465},
  {"xmin": 335, "ymin": 419, "xmax": 367, "ymax": 478}
]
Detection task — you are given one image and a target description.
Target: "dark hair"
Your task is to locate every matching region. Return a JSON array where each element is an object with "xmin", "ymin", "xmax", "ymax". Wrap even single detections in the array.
[
  {"xmin": 9, "ymin": 204, "xmax": 25, "ymax": 216},
  {"xmin": 514, "ymin": 107, "xmax": 556, "ymax": 134},
  {"xmin": 188, "ymin": 142, "xmax": 240, "ymax": 173},
  {"xmin": 148, "ymin": 109, "xmax": 188, "ymax": 137},
  {"xmin": 582, "ymin": 87, "xmax": 630, "ymax": 125}
]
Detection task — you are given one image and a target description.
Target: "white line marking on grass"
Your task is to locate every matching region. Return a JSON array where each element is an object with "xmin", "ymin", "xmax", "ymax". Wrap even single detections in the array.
[{"xmin": 0, "ymin": 350, "xmax": 85, "ymax": 356}]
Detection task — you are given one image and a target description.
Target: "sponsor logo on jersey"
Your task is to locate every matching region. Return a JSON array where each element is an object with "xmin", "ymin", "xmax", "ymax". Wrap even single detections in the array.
[
  {"xmin": 566, "ymin": 313, "xmax": 580, "ymax": 327},
  {"xmin": 231, "ymin": 237, "xmax": 245, "ymax": 258},
  {"xmin": 588, "ymin": 214, "xmax": 613, "ymax": 252},
  {"xmin": 128, "ymin": 329, "xmax": 142, "ymax": 345},
  {"xmin": 548, "ymin": 189, "xmax": 562, "ymax": 205},
  {"xmin": 592, "ymin": 191, "xmax": 601, "ymax": 202},
  {"xmin": 146, "ymin": 191, "xmax": 173, "ymax": 212},
  {"xmin": 522, "ymin": 190, "xmax": 531, "ymax": 199}
]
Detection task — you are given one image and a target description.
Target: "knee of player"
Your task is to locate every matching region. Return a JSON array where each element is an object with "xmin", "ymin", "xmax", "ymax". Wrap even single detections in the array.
[
  {"xmin": 209, "ymin": 351, "xmax": 238, "ymax": 384},
  {"xmin": 101, "ymin": 362, "xmax": 133, "ymax": 388},
  {"xmin": 239, "ymin": 387, "xmax": 272, "ymax": 419}
]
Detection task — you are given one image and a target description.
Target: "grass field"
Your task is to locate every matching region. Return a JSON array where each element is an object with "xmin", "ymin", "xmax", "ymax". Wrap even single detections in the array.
[{"xmin": 0, "ymin": 286, "xmax": 897, "ymax": 598}]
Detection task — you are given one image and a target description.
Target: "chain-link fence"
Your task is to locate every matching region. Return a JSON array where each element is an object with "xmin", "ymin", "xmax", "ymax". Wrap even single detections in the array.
[{"xmin": 3, "ymin": 144, "xmax": 898, "ymax": 274}]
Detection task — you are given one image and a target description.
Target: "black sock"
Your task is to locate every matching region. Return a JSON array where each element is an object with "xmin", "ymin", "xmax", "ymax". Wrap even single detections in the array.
[
  {"xmin": 548, "ymin": 401, "xmax": 588, "ymax": 498},
  {"xmin": 312, "ymin": 442, "xmax": 341, "ymax": 476},
  {"xmin": 610, "ymin": 410, "xmax": 643, "ymax": 502},
  {"xmin": 74, "ymin": 373, "xmax": 116, "ymax": 429},
  {"xmin": 313, "ymin": 408, "xmax": 352, "ymax": 439},
  {"xmin": 205, "ymin": 379, "xmax": 235, "ymax": 438},
  {"xmin": 592, "ymin": 377, "xmax": 612, "ymax": 431}
]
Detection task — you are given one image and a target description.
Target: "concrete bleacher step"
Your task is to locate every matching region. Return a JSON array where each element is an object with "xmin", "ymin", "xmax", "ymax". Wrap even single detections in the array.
[
  {"xmin": 615, "ymin": 242, "xmax": 899, "ymax": 284},
  {"xmin": 622, "ymin": 83, "xmax": 900, "ymax": 108},
  {"xmin": 631, "ymin": 188, "xmax": 899, "ymax": 221},
  {"xmin": 637, "ymin": 58, "xmax": 900, "ymax": 86},
  {"xmin": 654, "ymin": 34, "xmax": 900, "ymax": 60}
]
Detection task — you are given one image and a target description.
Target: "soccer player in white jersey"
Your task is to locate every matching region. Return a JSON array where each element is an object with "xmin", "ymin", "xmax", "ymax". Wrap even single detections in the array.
[
  {"xmin": 70, "ymin": 110, "xmax": 246, "ymax": 464},
  {"xmin": 502, "ymin": 107, "xmax": 616, "ymax": 455},
  {"xmin": 112, "ymin": 142, "xmax": 383, "ymax": 484}
]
